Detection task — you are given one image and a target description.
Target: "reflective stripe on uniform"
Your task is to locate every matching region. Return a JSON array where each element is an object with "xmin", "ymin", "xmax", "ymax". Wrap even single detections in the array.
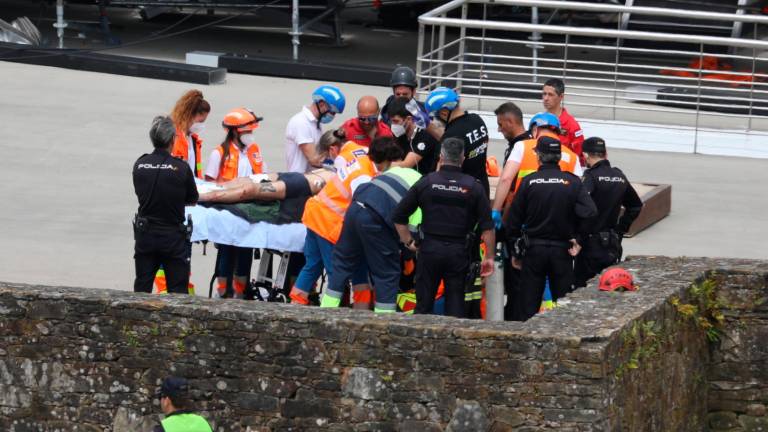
[
  {"xmin": 316, "ymin": 191, "xmax": 347, "ymax": 218},
  {"xmin": 370, "ymin": 177, "xmax": 405, "ymax": 204},
  {"xmin": 374, "ymin": 302, "xmax": 396, "ymax": 313},
  {"xmin": 320, "ymin": 292, "xmax": 342, "ymax": 308}
]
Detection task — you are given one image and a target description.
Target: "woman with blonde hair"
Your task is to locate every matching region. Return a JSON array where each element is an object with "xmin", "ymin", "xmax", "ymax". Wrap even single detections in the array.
[{"xmin": 170, "ymin": 89, "xmax": 211, "ymax": 178}]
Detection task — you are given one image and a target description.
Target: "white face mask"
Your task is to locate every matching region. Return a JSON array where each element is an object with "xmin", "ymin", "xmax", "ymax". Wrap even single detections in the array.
[
  {"xmin": 391, "ymin": 123, "xmax": 406, "ymax": 138},
  {"xmin": 240, "ymin": 133, "xmax": 257, "ymax": 146},
  {"xmin": 189, "ymin": 122, "xmax": 205, "ymax": 135}
]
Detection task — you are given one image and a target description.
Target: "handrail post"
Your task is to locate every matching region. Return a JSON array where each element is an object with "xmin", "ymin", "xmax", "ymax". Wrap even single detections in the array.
[
  {"xmin": 694, "ymin": 42, "xmax": 704, "ymax": 154},
  {"xmin": 416, "ymin": 18, "xmax": 426, "ymax": 95},
  {"xmin": 456, "ymin": 2, "xmax": 469, "ymax": 93},
  {"xmin": 748, "ymin": 21, "xmax": 757, "ymax": 131},
  {"xmin": 531, "ymin": 6, "xmax": 540, "ymax": 83},
  {"xmin": 437, "ymin": 14, "xmax": 447, "ymax": 86},
  {"xmin": 478, "ymin": 2, "xmax": 488, "ymax": 111}
]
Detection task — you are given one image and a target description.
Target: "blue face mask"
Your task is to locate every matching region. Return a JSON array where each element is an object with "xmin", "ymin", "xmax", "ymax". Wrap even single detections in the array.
[{"xmin": 320, "ymin": 112, "xmax": 335, "ymax": 124}]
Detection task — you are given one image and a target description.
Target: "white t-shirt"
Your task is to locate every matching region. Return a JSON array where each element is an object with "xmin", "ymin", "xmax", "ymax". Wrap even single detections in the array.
[
  {"xmin": 186, "ymin": 134, "xmax": 196, "ymax": 173},
  {"xmin": 205, "ymin": 145, "xmax": 266, "ymax": 180},
  {"xmin": 506, "ymin": 144, "xmax": 584, "ymax": 176},
  {"xmin": 285, "ymin": 106, "xmax": 321, "ymax": 173}
]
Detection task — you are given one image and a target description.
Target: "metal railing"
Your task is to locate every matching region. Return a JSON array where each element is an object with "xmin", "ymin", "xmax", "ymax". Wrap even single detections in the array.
[{"xmin": 416, "ymin": 0, "xmax": 768, "ymax": 151}]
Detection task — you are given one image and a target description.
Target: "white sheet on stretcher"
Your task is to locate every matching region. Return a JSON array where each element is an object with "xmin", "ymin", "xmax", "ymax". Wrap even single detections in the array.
[{"xmin": 185, "ymin": 205, "xmax": 306, "ymax": 252}]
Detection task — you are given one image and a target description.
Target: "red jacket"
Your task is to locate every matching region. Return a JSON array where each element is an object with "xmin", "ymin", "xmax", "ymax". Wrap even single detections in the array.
[
  {"xmin": 341, "ymin": 118, "xmax": 392, "ymax": 147},
  {"xmin": 558, "ymin": 108, "xmax": 584, "ymax": 160}
]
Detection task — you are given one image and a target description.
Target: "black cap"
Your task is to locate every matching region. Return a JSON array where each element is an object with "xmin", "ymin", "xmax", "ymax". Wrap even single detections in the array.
[
  {"xmin": 583, "ymin": 137, "xmax": 606, "ymax": 153},
  {"xmin": 535, "ymin": 136, "xmax": 561, "ymax": 155},
  {"xmin": 157, "ymin": 376, "xmax": 188, "ymax": 398}
]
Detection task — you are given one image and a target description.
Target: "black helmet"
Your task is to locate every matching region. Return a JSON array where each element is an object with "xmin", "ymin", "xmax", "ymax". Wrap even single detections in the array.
[{"xmin": 390, "ymin": 66, "xmax": 417, "ymax": 88}]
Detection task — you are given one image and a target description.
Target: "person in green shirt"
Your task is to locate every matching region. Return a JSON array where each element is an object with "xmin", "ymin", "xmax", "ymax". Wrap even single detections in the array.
[{"xmin": 154, "ymin": 376, "xmax": 213, "ymax": 432}]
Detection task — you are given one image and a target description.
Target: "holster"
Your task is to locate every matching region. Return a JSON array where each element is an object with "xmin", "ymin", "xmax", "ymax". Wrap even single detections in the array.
[
  {"xmin": 464, "ymin": 261, "xmax": 481, "ymax": 294},
  {"xmin": 132, "ymin": 214, "xmax": 149, "ymax": 239}
]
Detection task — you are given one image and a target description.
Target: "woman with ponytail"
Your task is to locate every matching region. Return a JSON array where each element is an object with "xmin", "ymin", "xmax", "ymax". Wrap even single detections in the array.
[{"xmin": 170, "ymin": 90, "xmax": 211, "ymax": 179}]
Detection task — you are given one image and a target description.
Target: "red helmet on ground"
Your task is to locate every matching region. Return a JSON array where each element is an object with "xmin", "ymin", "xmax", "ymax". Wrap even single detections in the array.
[
  {"xmin": 222, "ymin": 108, "xmax": 262, "ymax": 133},
  {"xmin": 598, "ymin": 267, "xmax": 637, "ymax": 292}
]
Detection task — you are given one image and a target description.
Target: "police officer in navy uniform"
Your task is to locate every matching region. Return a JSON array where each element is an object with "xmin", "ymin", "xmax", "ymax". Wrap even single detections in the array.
[
  {"xmin": 133, "ymin": 116, "xmax": 198, "ymax": 294},
  {"xmin": 505, "ymin": 136, "xmax": 597, "ymax": 321},
  {"xmin": 393, "ymin": 137, "xmax": 495, "ymax": 318},
  {"xmin": 573, "ymin": 137, "xmax": 643, "ymax": 288}
]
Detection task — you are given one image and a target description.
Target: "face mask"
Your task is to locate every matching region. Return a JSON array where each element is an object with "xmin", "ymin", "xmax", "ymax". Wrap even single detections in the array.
[
  {"xmin": 240, "ymin": 133, "xmax": 257, "ymax": 146},
  {"xmin": 189, "ymin": 122, "xmax": 205, "ymax": 134},
  {"xmin": 391, "ymin": 123, "xmax": 406, "ymax": 138},
  {"xmin": 320, "ymin": 112, "xmax": 335, "ymax": 124}
]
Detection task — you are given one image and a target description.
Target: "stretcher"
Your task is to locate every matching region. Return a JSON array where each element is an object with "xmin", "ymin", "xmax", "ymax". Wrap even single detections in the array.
[{"xmin": 186, "ymin": 179, "xmax": 310, "ymax": 299}]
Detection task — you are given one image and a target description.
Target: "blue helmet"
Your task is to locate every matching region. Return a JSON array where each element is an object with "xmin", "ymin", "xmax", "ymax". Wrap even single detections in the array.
[
  {"xmin": 312, "ymin": 85, "xmax": 346, "ymax": 114},
  {"xmin": 425, "ymin": 87, "xmax": 459, "ymax": 114},
  {"xmin": 529, "ymin": 112, "xmax": 561, "ymax": 132}
]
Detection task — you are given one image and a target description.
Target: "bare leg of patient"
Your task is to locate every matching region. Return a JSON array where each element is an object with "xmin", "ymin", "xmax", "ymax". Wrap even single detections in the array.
[{"xmin": 199, "ymin": 170, "xmax": 334, "ymax": 203}]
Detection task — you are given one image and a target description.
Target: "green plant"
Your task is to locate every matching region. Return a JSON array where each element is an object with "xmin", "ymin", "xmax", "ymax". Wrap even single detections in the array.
[
  {"xmin": 669, "ymin": 277, "xmax": 725, "ymax": 342},
  {"xmin": 122, "ymin": 326, "xmax": 140, "ymax": 348},
  {"xmin": 614, "ymin": 320, "xmax": 663, "ymax": 378}
]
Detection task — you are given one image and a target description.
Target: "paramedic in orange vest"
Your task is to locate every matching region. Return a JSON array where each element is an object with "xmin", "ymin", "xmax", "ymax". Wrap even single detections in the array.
[
  {"xmin": 204, "ymin": 108, "xmax": 267, "ymax": 299},
  {"xmin": 289, "ymin": 137, "xmax": 377, "ymax": 308},
  {"xmin": 494, "ymin": 112, "xmax": 583, "ymax": 223},
  {"xmin": 170, "ymin": 90, "xmax": 211, "ymax": 178},
  {"xmin": 340, "ymin": 96, "xmax": 393, "ymax": 148},
  {"xmin": 154, "ymin": 90, "xmax": 210, "ymax": 295},
  {"xmin": 542, "ymin": 78, "xmax": 584, "ymax": 163}
]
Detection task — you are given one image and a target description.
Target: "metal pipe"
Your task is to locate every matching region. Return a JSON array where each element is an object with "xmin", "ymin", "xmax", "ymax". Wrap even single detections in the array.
[
  {"xmin": 437, "ymin": 14, "xmax": 447, "ymax": 84},
  {"xmin": 55, "ymin": 0, "xmax": 66, "ymax": 49},
  {"xmin": 418, "ymin": 17, "xmax": 768, "ymax": 50},
  {"xmin": 291, "ymin": 0, "xmax": 300, "ymax": 61},
  {"xmin": 435, "ymin": 0, "xmax": 768, "ymax": 25},
  {"xmin": 531, "ymin": 6, "xmax": 540, "ymax": 83},
  {"xmin": 694, "ymin": 43, "xmax": 704, "ymax": 154},
  {"xmin": 456, "ymin": 3, "xmax": 468, "ymax": 93}
]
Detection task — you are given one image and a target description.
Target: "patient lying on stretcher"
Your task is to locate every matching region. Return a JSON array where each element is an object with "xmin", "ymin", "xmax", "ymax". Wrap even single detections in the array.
[
  {"xmin": 199, "ymin": 129, "xmax": 343, "ymax": 203},
  {"xmin": 198, "ymin": 170, "xmax": 335, "ymax": 203}
]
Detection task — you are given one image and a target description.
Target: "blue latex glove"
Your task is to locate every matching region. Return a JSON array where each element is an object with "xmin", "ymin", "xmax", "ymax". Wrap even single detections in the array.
[{"xmin": 492, "ymin": 209, "xmax": 503, "ymax": 230}]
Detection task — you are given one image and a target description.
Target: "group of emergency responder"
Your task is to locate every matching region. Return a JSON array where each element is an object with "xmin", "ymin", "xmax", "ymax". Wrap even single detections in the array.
[{"xmin": 132, "ymin": 66, "xmax": 644, "ymax": 323}]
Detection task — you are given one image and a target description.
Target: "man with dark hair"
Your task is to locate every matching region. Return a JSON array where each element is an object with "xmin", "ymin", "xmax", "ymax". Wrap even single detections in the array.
[
  {"xmin": 132, "ymin": 116, "xmax": 199, "ymax": 294},
  {"xmin": 388, "ymin": 96, "xmax": 441, "ymax": 175},
  {"xmin": 154, "ymin": 377, "xmax": 212, "ymax": 432},
  {"xmin": 321, "ymin": 136, "xmax": 422, "ymax": 313},
  {"xmin": 542, "ymin": 78, "xmax": 584, "ymax": 159},
  {"xmin": 381, "ymin": 65, "xmax": 443, "ymax": 140},
  {"xmin": 393, "ymin": 137, "xmax": 495, "ymax": 318},
  {"xmin": 574, "ymin": 137, "xmax": 643, "ymax": 288},
  {"xmin": 505, "ymin": 136, "xmax": 597, "ymax": 321},
  {"xmin": 491, "ymin": 101, "xmax": 532, "ymax": 229}
]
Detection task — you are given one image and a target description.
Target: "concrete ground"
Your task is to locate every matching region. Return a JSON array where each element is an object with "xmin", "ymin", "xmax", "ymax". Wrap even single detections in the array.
[{"xmin": 0, "ymin": 60, "xmax": 766, "ymax": 294}]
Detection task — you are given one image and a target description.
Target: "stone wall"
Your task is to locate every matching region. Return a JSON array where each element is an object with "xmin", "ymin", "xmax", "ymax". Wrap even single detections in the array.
[
  {"xmin": 0, "ymin": 256, "xmax": 765, "ymax": 431},
  {"xmin": 705, "ymin": 270, "xmax": 768, "ymax": 432}
]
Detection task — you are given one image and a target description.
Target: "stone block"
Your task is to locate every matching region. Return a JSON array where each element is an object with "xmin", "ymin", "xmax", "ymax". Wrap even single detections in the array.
[{"xmin": 447, "ymin": 400, "xmax": 490, "ymax": 432}]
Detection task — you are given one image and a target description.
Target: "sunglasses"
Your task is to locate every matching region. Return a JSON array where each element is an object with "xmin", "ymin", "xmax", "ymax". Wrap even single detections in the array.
[{"xmin": 358, "ymin": 115, "xmax": 378, "ymax": 123}]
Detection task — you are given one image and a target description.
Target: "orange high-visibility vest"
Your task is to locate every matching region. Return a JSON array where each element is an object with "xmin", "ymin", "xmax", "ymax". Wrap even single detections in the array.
[
  {"xmin": 512, "ymin": 138, "xmax": 580, "ymax": 193},
  {"xmin": 214, "ymin": 141, "xmax": 264, "ymax": 182},
  {"xmin": 302, "ymin": 142, "xmax": 376, "ymax": 244},
  {"xmin": 171, "ymin": 127, "xmax": 203, "ymax": 179}
]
